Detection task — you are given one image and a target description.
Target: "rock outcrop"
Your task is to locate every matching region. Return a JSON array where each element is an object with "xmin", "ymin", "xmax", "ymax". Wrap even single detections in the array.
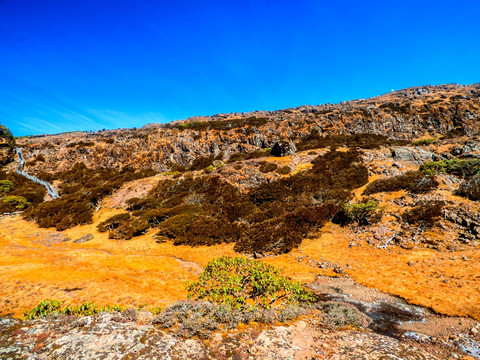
[
  {"xmin": 270, "ymin": 141, "xmax": 297, "ymax": 157},
  {"xmin": 13, "ymin": 83, "xmax": 480, "ymax": 174},
  {"xmin": 0, "ymin": 124, "xmax": 15, "ymax": 166}
]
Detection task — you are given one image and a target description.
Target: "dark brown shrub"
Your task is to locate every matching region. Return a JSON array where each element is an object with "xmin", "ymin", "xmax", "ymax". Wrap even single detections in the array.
[
  {"xmin": 97, "ymin": 213, "xmax": 131, "ymax": 232},
  {"xmin": 23, "ymin": 164, "xmax": 156, "ymax": 230},
  {"xmin": 275, "ymin": 166, "xmax": 291, "ymax": 175},
  {"xmin": 402, "ymin": 200, "xmax": 445, "ymax": 226},
  {"xmin": 456, "ymin": 174, "xmax": 480, "ymax": 200},
  {"xmin": 296, "ymin": 133, "xmax": 409, "ymax": 151},
  {"xmin": 227, "ymin": 150, "xmax": 269, "ymax": 163},
  {"xmin": 259, "ymin": 162, "xmax": 277, "ymax": 173},
  {"xmin": 114, "ymin": 150, "xmax": 368, "ymax": 254},
  {"xmin": 156, "ymin": 213, "xmax": 198, "ymax": 239},
  {"xmin": 363, "ymin": 171, "xmax": 438, "ymax": 195},
  {"xmin": 189, "ymin": 156, "xmax": 215, "ymax": 171},
  {"xmin": 24, "ymin": 197, "xmax": 93, "ymax": 231}
]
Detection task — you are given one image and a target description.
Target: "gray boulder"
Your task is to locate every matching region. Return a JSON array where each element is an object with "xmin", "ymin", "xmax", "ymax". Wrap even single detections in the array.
[{"xmin": 270, "ymin": 141, "xmax": 296, "ymax": 157}]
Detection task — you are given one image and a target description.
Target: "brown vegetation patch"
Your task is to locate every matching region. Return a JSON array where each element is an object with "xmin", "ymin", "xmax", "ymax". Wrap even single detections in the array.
[
  {"xmin": 23, "ymin": 163, "xmax": 156, "ymax": 230},
  {"xmin": 296, "ymin": 133, "xmax": 410, "ymax": 152},
  {"xmin": 109, "ymin": 150, "xmax": 368, "ymax": 255},
  {"xmin": 363, "ymin": 171, "xmax": 439, "ymax": 195},
  {"xmin": 0, "ymin": 171, "xmax": 46, "ymax": 213}
]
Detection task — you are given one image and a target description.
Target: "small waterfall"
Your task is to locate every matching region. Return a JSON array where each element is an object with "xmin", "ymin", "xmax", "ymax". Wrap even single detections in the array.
[{"xmin": 16, "ymin": 148, "xmax": 60, "ymax": 199}]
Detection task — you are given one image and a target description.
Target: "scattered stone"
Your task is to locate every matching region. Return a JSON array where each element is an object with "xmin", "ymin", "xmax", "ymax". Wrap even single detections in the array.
[
  {"xmin": 390, "ymin": 146, "xmax": 435, "ymax": 163},
  {"xmin": 73, "ymin": 234, "xmax": 94, "ymax": 243}
]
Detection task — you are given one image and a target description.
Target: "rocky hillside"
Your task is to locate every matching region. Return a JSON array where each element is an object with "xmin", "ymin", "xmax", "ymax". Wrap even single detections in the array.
[
  {"xmin": 0, "ymin": 124, "xmax": 15, "ymax": 165},
  {"xmin": 12, "ymin": 83, "xmax": 480, "ymax": 174}
]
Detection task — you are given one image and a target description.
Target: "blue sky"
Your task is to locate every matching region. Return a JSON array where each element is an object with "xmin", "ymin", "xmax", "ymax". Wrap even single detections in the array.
[{"xmin": 1, "ymin": 0, "xmax": 479, "ymax": 136}]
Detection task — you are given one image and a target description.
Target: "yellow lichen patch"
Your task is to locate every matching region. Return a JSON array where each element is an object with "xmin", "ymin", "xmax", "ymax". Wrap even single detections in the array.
[
  {"xmin": 262, "ymin": 156, "xmax": 293, "ymax": 165},
  {"xmin": 291, "ymin": 163, "xmax": 313, "ymax": 175}
]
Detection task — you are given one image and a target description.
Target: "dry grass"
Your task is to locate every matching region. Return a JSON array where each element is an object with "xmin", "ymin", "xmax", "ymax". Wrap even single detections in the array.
[{"xmin": 3, "ymin": 211, "xmax": 479, "ymax": 320}]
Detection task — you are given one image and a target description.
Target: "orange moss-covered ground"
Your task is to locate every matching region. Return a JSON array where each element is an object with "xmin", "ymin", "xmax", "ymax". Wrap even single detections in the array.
[{"xmin": 1, "ymin": 213, "xmax": 479, "ymax": 319}]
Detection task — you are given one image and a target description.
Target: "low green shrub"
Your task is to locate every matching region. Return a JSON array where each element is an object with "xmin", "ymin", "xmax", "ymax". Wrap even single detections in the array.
[
  {"xmin": 0, "ymin": 180, "xmax": 13, "ymax": 192},
  {"xmin": 334, "ymin": 199, "xmax": 381, "ymax": 226},
  {"xmin": 161, "ymin": 171, "xmax": 182, "ymax": 177},
  {"xmin": 23, "ymin": 299, "xmax": 125, "ymax": 319},
  {"xmin": 186, "ymin": 257, "xmax": 315, "ymax": 310},
  {"xmin": 2, "ymin": 195, "xmax": 30, "ymax": 209},
  {"xmin": 62, "ymin": 302, "xmax": 125, "ymax": 316},
  {"xmin": 23, "ymin": 299, "xmax": 63, "ymax": 320},
  {"xmin": 412, "ymin": 137, "xmax": 439, "ymax": 146},
  {"xmin": 0, "ymin": 171, "xmax": 46, "ymax": 214},
  {"xmin": 205, "ymin": 165, "xmax": 215, "ymax": 173},
  {"xmin": 420, "ymin": 159, "xmax": 480, "ymax": 177}
]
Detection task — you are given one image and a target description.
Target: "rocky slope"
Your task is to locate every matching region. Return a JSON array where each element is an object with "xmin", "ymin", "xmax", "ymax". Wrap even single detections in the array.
[{"xmin": 11, "ymin": 83, "xmax": 480, "ymax": 174}]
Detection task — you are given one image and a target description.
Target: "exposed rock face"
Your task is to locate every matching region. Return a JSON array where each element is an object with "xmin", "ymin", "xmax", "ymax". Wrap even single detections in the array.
[
  {"xmin": 0, "ymin": 125, "xmax": 15, "ymax": 166},
  {"xmin": 390, "ymin": 146, "xmax": 435, "ymax": 163},
  {"xmin": 14, "ymin": 83, "xmax": 480, "ymax": 174},
  {"xmin": 0, "ymin": 315, "xmax": 444, "ymax": 360},
  {"xmin": 270, "ymin": 141, "xmax": 296, "ymax": 157}
]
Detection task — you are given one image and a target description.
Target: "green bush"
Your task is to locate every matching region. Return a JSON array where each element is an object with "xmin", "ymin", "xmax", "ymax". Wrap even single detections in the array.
[
  {"xmin": 334, "ymin": 199, "xmax": 380, "ymax": 226},
  {"xmin": 0, "ymin": 180, "xmax": 13, "ymax": 192},
  {"xmin": 2, "ymin": 195, "xmax": 30, "ymax": 209},
  {"xmin": 62, "ymin": 302, "xmax": 125, "ymax": 316},
  {"xmin": 205, "ymin": 165, "xmax": 215, "ymax": 173},
  {"xmin": 23, "ymin": 299, "xmax": 125, "ymax": 319},
  {"xmin": 23, "ymin": 299, "xmax": 63, "ymax": 320},
  {"xmin": 342, "ymin": 200, "xmax": 378, "ymax": 221},
  {"xmin": 420, "ymin": 159, "xmax": 480, "ymax": 177},
  {"xmin": 186, "ymin": 257, "xmax": 315, "ymax": 310},
  {"xmin": 412, "ymin": 137, "xmax": 439, "ymax": 146}
]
